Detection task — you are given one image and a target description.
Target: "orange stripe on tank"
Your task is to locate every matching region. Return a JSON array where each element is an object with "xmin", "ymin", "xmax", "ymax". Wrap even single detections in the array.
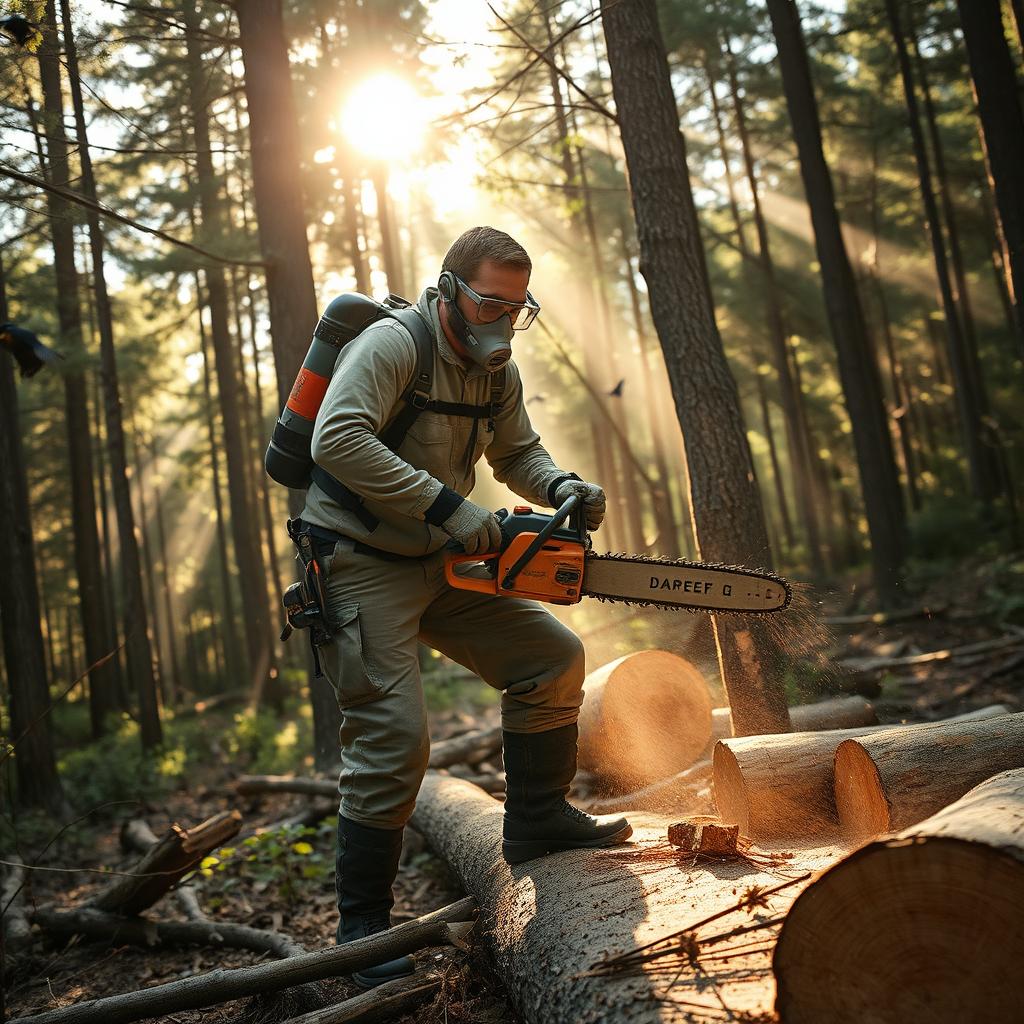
[{"xmin": 286, "ymin": 367, "xmax": 330, "ymax": 419}]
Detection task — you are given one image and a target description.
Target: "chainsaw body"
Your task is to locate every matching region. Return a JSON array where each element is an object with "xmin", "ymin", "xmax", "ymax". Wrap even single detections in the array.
[
  {"xmin": 443, "ymin": 495, "xmax": 792, "ymax": 614},
  {"xmin": 443, "ymin": 503, "xmax": 588, "ymax": 605}
]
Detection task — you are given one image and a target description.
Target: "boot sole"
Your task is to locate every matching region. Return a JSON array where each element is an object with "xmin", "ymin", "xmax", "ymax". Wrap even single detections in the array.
[
  {"xmin": 502, "ymin": 822, "xmax": 633, "ymax": 864},
  {"xmin": 352, "ymin": 959, "xmax": 416, "ymax": 990}
]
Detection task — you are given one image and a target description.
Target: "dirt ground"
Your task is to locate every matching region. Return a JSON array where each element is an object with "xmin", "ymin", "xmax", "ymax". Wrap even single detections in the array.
[{"xmin": 4, "ymin": 554, "xmax": 1022, "ymax": 1024}]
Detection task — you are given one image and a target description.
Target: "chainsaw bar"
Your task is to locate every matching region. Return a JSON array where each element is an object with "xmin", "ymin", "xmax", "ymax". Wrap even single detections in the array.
[{"xmin": 581, "ymin": 551, "xmax": 791, "ymax": 614}]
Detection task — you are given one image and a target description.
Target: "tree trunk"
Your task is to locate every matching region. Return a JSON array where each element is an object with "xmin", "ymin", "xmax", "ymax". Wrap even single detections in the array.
[
  {"xmin": 577, "ymin": 651, "xmax": 713, "ymax": 791},
  {"xmin": 59, "ymin": 0, "xmax": 162, "ymax": 748},
  {"xmin": 885, "ymin": 0, "xmax": 1001, "ymax": 506},
  {"xmin": 600, "ymin": 0, "xmax": 791, "ymax": 735},
  {"xmin": 185, "ymin": 3, "xmax": 276, "ymax": 707},
  {"xmin": 149, "ymin": 437, "xmax": 182, "ymax": 706},
  {"xmin": 723, "ymin": 32, "xmax": 823, "ymax": 574},
  {"xmin": 196, "ymin": 280, "xmax": 245, "ymax": 693},
  {"xmin": 0, "ymin": 258, "xmax": 65, "ymax": 813},
  {"xmin": 711, "ymin": 695, "xmax": 876, "ymax": 741},
  {"xmin": 36, "ymin": 0, "xmax": 119, "ymax": 737},
  {"xmin": 370, "ymin": 163, "xmax": 405, "ymax": 298},
  {"xmin": 765, "ymin": 0, "xmax": 906, "ymax": 605},
  {"xmin": 714, "ymin": 705, "xmax": 1013, "ymax": 841},
  {"xmin": 775, "ymin": 769, "xmax": 1024, "ymax": 1024},
  {"xmin": 834, "ymin": 712, "xmax": 1024, "ymax": 841},
  {"xmin": 957, "ymin": 0, "xmax": 1024, "ymax": 360}
]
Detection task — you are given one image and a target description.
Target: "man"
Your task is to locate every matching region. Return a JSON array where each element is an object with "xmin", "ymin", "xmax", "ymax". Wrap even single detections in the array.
[{"xmin": 301, "ymin": 226, "xmax": 631, "ymax": 987}]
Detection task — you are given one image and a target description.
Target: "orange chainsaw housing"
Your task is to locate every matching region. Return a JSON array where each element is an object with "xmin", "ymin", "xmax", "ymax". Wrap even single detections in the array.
[{"xmin": 444, "ymin": 533, "xmax": 586, "ymax": 605}]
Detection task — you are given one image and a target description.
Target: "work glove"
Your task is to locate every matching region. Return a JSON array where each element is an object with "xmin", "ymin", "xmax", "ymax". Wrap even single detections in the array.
[
  {"xmin": 442, "ymin": 498, "xmax": 504, "ymax": 555},
  {"xmin": 554, "ymin": 477, "xmax": 606, "ymax": 532}
]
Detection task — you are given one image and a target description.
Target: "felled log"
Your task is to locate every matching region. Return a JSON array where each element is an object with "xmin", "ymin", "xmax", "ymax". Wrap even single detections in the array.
[
  {"xmin": 711, "ymin": 696, "xmax": 877, "ymax": 741},
  {"xmin": 577, "ymin": 650, "xmax": 713, "ymax": 791},
  {"xmin": 446, "ymin": 765, "xmax": 505, "ymax": 795},
  {"xmin": 13, "ymin": 898, "xmax": 475, "ymax": 1024},
  {"xmin": 714, "ymin": 706, "xmax": 1012, "ymax": 841},
  {"xmin": 834, "ymin": 712, "xmax": 1024, "ymax": 840},
  {"xmin": 88, "ymin": 810, "xmax": 241, "ymax": 916},
  {"xmin": 428, "ymin": 724, "xmax": 501, "ymax": 769},
  {"xmin": 236, "ymin": 775, "xmax": 336, "ymax": 799},
  {"xmin": 410, "ymin": 771, "xmax": 833, "ymax": 1023},
  {"xmin": 285, "ymin": 970, "xmax": 444, "ymax": 1024},
  {"xmin": 774, "ymin": 769, "xmax": 1024, "ymax": 1023}
]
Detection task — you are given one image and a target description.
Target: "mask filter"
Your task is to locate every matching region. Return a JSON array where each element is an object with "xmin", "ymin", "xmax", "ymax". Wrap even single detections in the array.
[{"xmin": 439, "ymin": 272, "xmax": 514, "ymax": 372}]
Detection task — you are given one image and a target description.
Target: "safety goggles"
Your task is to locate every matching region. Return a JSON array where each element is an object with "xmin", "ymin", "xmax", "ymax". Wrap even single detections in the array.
[{"xmin": 454, "ymin": 275, "xmax": 541, "ymax": 330}]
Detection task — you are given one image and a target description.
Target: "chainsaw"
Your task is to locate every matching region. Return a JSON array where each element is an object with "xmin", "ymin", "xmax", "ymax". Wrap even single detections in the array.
[{"xmin": 443, "ymin": 495, "xmax": 791, "ymax": 614}]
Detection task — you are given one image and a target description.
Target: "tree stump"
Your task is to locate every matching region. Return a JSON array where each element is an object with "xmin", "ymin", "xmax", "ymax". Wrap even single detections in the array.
[
  {"xmin": 577, "ymin": 650, "xmax": 712, "ymax": 792},
  {"xmin": 774, "ymin": 769, "xmax": 1024, "ymax": 1023},
  {"xmin": 834, "ymin": 711, "xmax": 1024, "ymax": 840}
]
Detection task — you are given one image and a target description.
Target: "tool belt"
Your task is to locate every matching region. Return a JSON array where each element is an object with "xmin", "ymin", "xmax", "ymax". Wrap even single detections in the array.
[{"xmin": 280, "ymin": 518, "xmax": 334, "ymax": 677}]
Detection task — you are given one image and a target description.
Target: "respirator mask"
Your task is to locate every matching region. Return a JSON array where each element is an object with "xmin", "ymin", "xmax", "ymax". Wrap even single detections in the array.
[{"xmin": 438, "ymin": 270, "xmax": 540, "ymax": 373}]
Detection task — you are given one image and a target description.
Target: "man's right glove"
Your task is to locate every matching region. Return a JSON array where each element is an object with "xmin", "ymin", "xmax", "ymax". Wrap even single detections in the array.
[{"xmin": 441, "ymin": 498, "xmax": 504, "ymax": 554}]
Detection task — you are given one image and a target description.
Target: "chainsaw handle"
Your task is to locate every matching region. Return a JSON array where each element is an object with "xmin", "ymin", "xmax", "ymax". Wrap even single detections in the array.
[{"xmin": 501, "ymin": 493, "xmax": 581, "ymax": 591}]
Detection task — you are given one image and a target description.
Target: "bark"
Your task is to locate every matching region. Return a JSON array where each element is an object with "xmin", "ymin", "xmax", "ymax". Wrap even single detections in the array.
[
  {"xmin": 12, "ymin": 899, "xmax": 475, "ymax": 1024},
  {"xmin": 88, "ymin": 810, "xmax": 241, "ymax": 916},
  {"xmin": 577, "ymin": 651, "xmax": 713, "ymax": 791},
  {"xmin": 0, "ymin": 258, "xmax": 64, "ymax": 812},
  {"xmin": 765, "ymin": 0, "xmax": 906, "ymax": 604},
  {"xmin": 957, "ymin": 0, "xmax": 1024, "ymax": 360},
  {"xmin": 774, "ymin": 769, "xmax": 1024, "ymax": 1024},
  {"xmin": 756, "ymin": 372, "xmax": 795, "ymax": 552},
  {"xmin": 59, "ymin": 0, "xmax": 161, "ymax": 747},
  {"xmin": 35, "ymin": 1, "xmax": 119, "ymax": 736},
  {"xmin": 600, "ymin": 0, "xmax": 791, "ymax": 735},
  {"xmin": 234, "ymin": 0, "xmax": 319, "ymax": 410},
  {"xmin": 885, "ymin": 0, "xmax": 1001, "ymax": 505},
  {"xmin": 411, "ymin": 772, "xmax": 827, "ymax": 1024},
  {"xmin": 711, "ymin": 695, "xmax": 877, "ymax": 741},
  {"xmin": 714, "ymin": 705, "xmax": 1013, "ymax": 841},
  {"xmin": 185, "ymin": 3, "xmax": 275, "ymax": 706},
  {"xmin": 148, "ymin": 438, "xmax": 182, "ymax": 705},
  {"xmin": 834, "ymin": 711, "xmax": 1024, "ymax": 840}
]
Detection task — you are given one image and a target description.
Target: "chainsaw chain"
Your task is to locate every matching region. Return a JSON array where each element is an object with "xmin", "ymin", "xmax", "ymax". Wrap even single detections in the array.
[{"xmin": 582, "ymin": 551, "xmax": 793, "ymax": 615}]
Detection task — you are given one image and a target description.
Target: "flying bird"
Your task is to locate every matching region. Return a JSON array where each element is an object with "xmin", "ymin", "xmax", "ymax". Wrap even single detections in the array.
[
  {"xmin": 0, "ymin": 14, "xmax": 43, "ymax": 51},
  {"xmin": 607, "ymin": 378, "xmax": 625, "ymax": 398},
  {"xmin": 0, "ymin": 323, "xmax": 64, "ymax": 377}
]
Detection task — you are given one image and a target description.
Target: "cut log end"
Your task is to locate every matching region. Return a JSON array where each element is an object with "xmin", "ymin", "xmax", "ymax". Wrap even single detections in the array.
[
  {"xmin": 775, "ymin": 770, "xmax": 1024, "ymax": 1023},
  {"xmin": 833, "ymin": 738, "xmax": 889, "ymax": 840},
  {"xmin": 711, "ymin": 741, "xmax": 748, "ymax": 834}
]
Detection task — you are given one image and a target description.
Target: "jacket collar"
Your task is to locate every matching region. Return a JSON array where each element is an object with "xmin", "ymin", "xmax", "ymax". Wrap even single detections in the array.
[{"xmin": 417, "ymin": 286, "xmax": 489, "ymax": 380}]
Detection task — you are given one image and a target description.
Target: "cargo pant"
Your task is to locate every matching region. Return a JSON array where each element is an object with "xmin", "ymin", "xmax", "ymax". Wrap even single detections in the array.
[{"xmin": 319, "ymin": 537, "xmax": 586, "ymax": 830}]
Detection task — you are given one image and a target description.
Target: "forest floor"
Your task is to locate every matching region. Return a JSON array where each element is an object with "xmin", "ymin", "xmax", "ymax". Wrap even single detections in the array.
[{"xmin": 4, "ymin": 551, "xmax": 1023, "ymax": 1024}]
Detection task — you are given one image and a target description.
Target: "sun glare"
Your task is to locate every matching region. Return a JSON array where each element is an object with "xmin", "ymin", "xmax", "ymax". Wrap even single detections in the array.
[{"xmin": 340, "ymin": 74, "xmax": 426, "ymax": 161}]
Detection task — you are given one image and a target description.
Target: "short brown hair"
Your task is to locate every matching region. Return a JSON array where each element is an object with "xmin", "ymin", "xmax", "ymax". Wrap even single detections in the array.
[{"xmin": 441, "ymin": 226, "xmax": 531, "ymax": 281}]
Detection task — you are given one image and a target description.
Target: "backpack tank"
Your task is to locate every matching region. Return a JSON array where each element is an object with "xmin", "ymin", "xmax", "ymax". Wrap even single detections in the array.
[{"xmin": 265, "ymin": 292, "xmax": 385, "ymax": 490}]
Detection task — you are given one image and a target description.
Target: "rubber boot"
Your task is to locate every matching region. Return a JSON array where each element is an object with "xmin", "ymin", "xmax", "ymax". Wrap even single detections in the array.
[
  {"xmin": 501, "ymin": 723, "xmax": 632, "ymax": 864},
  {"xmin": 335, "ymin": 814, "xmax": 415, "ymax": 988}
]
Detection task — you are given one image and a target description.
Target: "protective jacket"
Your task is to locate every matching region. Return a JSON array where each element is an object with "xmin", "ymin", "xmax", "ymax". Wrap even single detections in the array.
[{"xmin": 301, "ymin": 286, "xmax": 569, "ymax": 556}]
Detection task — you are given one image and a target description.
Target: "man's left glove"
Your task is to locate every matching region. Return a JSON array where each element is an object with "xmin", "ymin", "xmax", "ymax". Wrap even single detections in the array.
[{"xmin": 553, "ymin": 476, "xmax": 606, "ymax": 532}]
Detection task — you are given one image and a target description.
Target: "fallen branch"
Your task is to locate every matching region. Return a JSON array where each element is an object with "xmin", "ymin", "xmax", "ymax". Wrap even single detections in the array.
[
  {"xmin": 33, "ymin": 906, "xmax": 305, "ymax": 958},
  {"xmin": 12, "ymin": 898, "xmax": 475, "ymax": 1024},
  {"xmin": 839, "ymin": 634, "xmax": 1024, "ymax": 677},
  {"xmin": 88, "ymin": 811, "xmax": 241, "ymax": 916},
  {"xmin": 120, "ymin": 819, "xmax": 206, "ymax": 922},
  {"xmin": 428, "ymin": 725, "xmax": 501, "ymax": 770},
  {"xmin": 284, "ymin": 969, "xmax": 444, "ymax": 1023},
  {"xmin": 824, "ymin": 604, "xmax": 948, "ymax": 627}
]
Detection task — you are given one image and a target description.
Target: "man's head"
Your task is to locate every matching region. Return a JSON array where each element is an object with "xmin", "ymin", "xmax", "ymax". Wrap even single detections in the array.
[
  {"xmin": 441, "ymin": 226, "xmax": 532, "ymax": 325},
  {"xmin": 437, "ymin": 227, "xmax": 539, "ymax": 372}
]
